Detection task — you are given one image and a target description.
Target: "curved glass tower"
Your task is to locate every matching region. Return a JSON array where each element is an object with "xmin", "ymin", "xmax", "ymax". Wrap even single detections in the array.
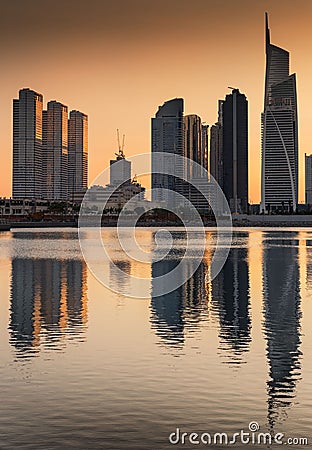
[{"xmin": 261, "ymin": 13, "xmax": 298, "ymax": 213}]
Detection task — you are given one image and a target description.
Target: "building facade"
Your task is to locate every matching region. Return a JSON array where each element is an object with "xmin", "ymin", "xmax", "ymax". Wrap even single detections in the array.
[
  {"xmin": 201, "ymin": 124, "xmax": 209, "ymax": 174},
  {"xmin": 305, "ymin": 154, "xmax": 312, "ymax": 206},
  {"xmin": 210, "ymin": 100, "xmax": 223, "ymax": 186},
  {"xmin": 43, "ymin": 101, "xmax": 69, "ymax": 200},
  {"xmin": 0, "ymin": 198, "xmax": 50, "ymax": 216},
  {"xmin": 261, "ymin": 13, "xmax": 298, "ymax": 213},
  {"xmin": 222, "ymin": 88, "xmax": 248, "ymax": 214},
  {"xmin": 110, "ymin": 152, "xmax": 131, "ymax": 186},
  {"xmin": 13, "ymin": 88, "xmax": 43, "ymax": 199},
  {"xmin": 84, "ymin": 183, "xmax": 145, "ymax": 212},
  {"xmin": 68, "ymin": 111, "xmax": 88, "ymax": 200},
  {"xmin": 151, "ymin": 98, "xmax": 184, "ymax": 206},
  {"xmin": 183, "ymin": 115, "xmax": 208, "ymax": 180},
  {"xmin": 83, "ymin": 148, "xmax": 145, "ymax": 211},
  {"xmin": 184, "ymin": 114, "xmax": 203, "ymax": 180},
  {"xmin": 183, "ymin": 115, "xmax": 210, "ymax": 213}
]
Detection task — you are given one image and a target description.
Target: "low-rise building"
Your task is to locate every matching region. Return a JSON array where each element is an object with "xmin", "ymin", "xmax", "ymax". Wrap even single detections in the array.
[
  {"xmin": 0, "ymin": 198, "xmax": 50, "ymax": 216},
  {"xmin": 83, "ymin": 182, "xmax": 145, "ymax": 212}
]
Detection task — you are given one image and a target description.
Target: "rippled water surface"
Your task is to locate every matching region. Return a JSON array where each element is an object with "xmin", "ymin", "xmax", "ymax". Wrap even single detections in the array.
[{"xmin": 0, "ymin": 228, "xmax": 312, "ymax": 449}]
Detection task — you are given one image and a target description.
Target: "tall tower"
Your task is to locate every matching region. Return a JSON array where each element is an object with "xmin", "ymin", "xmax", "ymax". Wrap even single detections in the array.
[
  {"xmin": 68, "ymin": 110, "xmax": 88, "ymax": 200},
  {"xmin": 42, "ymin": 101, "xmax": 69, "ymax": 200},
  {"xmin": 183, "ymin": 115, "xmax": 209, "ymax": 213},
  {"xmin": 261, "ymin": 13, "xmax": 298, "ymax": 213},
  {"xmin": 222, "ymin": 88, "xmax": 248, "ymax": 214},
  {"xmin": 12, "ymin": 88, "xmax": 43, "ymax": 199},
  {"xmin": 151, "ymin": 98, "xmax": 184, "ymax": 205},
  {"xmin": 201, "ymin": 124, "xmax": 209, "ymax": 174},
  {"xmin": 210, "ymin": 100, "xmax": 223, "ymax": 186},
  {"xmin": 183, "ymin": 114, "xmax": 203, "ymax": 180}
]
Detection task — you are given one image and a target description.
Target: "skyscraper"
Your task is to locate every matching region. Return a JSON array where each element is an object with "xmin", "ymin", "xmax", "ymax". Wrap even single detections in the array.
[
  {"xmin": 183, "ymin": 115, "xmax": 210, "ymax": 213},
  {"xmin": 201, "ymin": 124, "xmax": 209, "ymax": 174},
  {"xmin": 12, "ymin": 88, "xmax": 87, "ymax": 201},
  {"xmin": 222, "ymin": 88, "xmax": 248, "ymax": 214},
  {"xmin": 151, "ymin": 98, "xmax": 184, "ymax": 205},
  {"xmin": 151, "ymin": 99, "xmax": 211, "ymax": 212},
  {"xmin": 13, "ymin": 88, "xmax": 43, "ymax": 199},
  {"xmin": 305, "ymin": 154, "xmax": 312, "ymax": 206},
  {"xmin": 42, "ymin": 101, "xmax": 69, "ymax": 200},
  {"xmin": 210, "ymin": 100, "xmax": 223, "ymax": 186},
  {"xmin": 184, "ymin": 114, "xmax": 203, "ymax": 180},
  {"xmin": 68, "ymin": 111, "xmax": 88, "ymax": 200},
  {"xmin": 183, "ymin": 116, "xmax": 208, "ymax": 179},
  {"xmin": 261, "ymin": 13, "xmax": 298, "ymax": 213}
]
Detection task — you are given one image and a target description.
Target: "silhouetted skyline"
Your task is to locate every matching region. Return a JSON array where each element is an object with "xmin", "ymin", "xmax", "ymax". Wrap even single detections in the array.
[{"xmin": 0, "ymin": 1, "xmax": 311, "ymax": 203}]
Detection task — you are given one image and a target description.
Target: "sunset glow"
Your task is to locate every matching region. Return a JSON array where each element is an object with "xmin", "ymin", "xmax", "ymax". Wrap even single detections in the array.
[{"xmin": 1, "ymin": 0, "xmax": 312, "ymax": 203}]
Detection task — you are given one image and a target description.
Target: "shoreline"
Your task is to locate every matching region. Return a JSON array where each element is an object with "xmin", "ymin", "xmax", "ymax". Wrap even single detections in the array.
[
  {"xmin": 1, "ymin": 214, "xmax": 312, "ymax": 231},
  {"xmin": 1, "ymin": 220, "xmax": 312, "ymax": 231}
]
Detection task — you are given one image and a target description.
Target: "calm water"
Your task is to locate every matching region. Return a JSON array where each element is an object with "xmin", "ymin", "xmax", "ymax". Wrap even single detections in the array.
[{"xmin": 0, "ymin": 228, "xmax": 312, "ymax": 449}]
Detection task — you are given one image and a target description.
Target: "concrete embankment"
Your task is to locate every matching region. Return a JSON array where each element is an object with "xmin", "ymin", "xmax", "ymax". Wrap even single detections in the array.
[
  {"xmin": 233, "ymin": 215, "xmax": 312, "ymax": 227},
  {"xmin": 0, "ymin": 224, "xmax": 11, "ymax": 231},
  {"xmin": 10, "ymin": 221, "xmax": 77, "ymax": 229},
  {"xmin": 2, "ymin": 216, "xmax": 312, "ymax": 230}
]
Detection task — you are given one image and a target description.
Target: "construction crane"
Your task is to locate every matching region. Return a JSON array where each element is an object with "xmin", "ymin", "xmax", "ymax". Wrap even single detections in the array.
[{"xmin": 115, "ymin": 129, "xmax": 126, "ymax": 159}]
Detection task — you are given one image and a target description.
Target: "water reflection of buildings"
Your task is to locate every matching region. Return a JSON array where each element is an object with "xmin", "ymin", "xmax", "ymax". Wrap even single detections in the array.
[
  {"xmin": 150, "ymin": 257, "xmax": 209, "ymax": 349},
  {"xmin": 212, "ymin": 245, "xmax": 251, "ymax": 365},
  {"xmin": 110, "ymin": 259, "xmax": 132, "ymax": 295},
  {"xmin": 10, "ymin": 258, "xmax": 88, "ymax": 358},
  {"xmin": 150, "ymin": 240, "xmax": 251, "ymax": 356},
  {"xmin": 262, "ymin": 232, "xmax": 302, "ymax": 430},
  {"xmin": 305, "ymin": 236, "xmax": 312, "ymax": 288}
]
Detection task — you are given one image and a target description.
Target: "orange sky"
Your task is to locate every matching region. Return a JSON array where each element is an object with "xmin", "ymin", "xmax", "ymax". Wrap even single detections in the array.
[{"xmin": 0, "ymin": 0, "xmax": 312, "ymax": 203}]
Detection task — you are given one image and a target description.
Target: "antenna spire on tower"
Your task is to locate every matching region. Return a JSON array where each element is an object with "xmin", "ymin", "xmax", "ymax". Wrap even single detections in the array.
[{"xmin": 265, "ymin": 12, "xmax": 270, "ymax": 45}]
